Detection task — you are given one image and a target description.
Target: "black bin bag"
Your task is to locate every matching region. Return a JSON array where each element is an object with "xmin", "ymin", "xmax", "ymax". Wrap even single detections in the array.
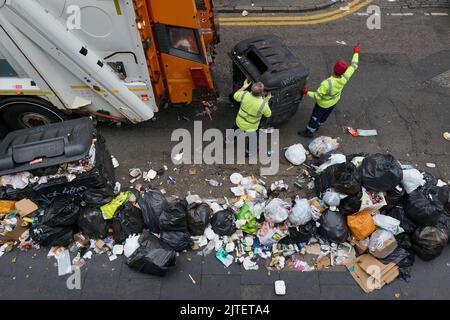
[
  {"xmin": 160, "ymin": 231, "xmax": 193, "ymax": 252},
  {"xmin": 187, "ymin": 202, "xmax": 212, "ymax": 236},
  {"xmin": 319, "ymin": 210, "xmax": 350, "ymax": 243},
  {"xmin": 82, "ymin": 185, "xmax": 114, "ymax": 206},
  {"xmin": 411, "ymin": 225, "xmax": 449, "ymax": 261},
  {"xmin": 338, "ymin": 191, "xmax": 362, "ymax": 216},
  {"xmin": 383, "ymin": 206, "xmax": 417, "ymax": 235},
  {"xmin": 280, "ymin": 220, "xmax": 318, "ymax": 244},
  {"xmin": 361, "ymin": 154, "xmax": 403, "ymax": 192},
  {"xmin": 41, "ymin": 197, "xmax": 80, "ymax": 227},
  {"xmin": 31, "ymin": 224, "xmax": 73, "ymax": 247},
  {"xmin": 112, "ymin": 202, "xmax": 144, "ymax": 244},
  {"xmin": 159, "ymin": 200, "xmax": 188, "ymax": 232},
  {"xmin": 77, "ymin": 207, "xmax": 109, "ymax": 239},
  {"xmin": 330, "ymin": 162, "xmax": 361, "ymax": 196},
  {"xmin": 383, "ymin": 185, "xmax": 405, "ymax": 211},
  {"xmin": 404, "ymin": 186, "xmax": 446, "ymax": 227},
  {"xmin": 126, "ymin": 231, "xmax": 176, "ymax": 276},
  {"xmin": 133, "ymin": 188, "xmax": 168, "ymax": 233},
  {"xmin": 380, "ymin": 247, "xmax": 415, "ymax": 280},
  {"xmin": 210, "ymin": 209, "xmax": 236, "ymax": 236}
]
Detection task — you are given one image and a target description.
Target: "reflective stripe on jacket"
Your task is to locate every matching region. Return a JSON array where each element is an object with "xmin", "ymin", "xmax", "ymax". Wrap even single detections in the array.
[
  {"xmin": 233, "ymin": 90, "xmax": 272, "ymax": 132},
  {"xmin": 307, "ymin": 53, "xmax": 359, "ymax": 108}
]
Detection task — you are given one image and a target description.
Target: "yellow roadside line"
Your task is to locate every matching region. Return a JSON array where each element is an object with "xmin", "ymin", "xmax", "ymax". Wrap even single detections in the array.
[
  {"xmin": 219, "ymin": 0, "xmax": 373, "ymax": 26},
  {"xmin": 218, "ymin": 0, "xmax": 361, "ymax": 21}
]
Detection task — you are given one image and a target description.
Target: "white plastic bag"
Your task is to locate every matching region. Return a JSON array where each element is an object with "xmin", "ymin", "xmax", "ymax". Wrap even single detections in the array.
[
  {"xmin": 373, "ymin": 214, "xmax": 404, "ymax": 235},
  {"xmin": 264, "ymin": 198, "xmax": 290, "ymax": 223},
  {"xmin": 308, "ymin": 136, "xmax": 340, "ymax": 157},
  {"xmin": 285, "ymin": 143, "xmax": 307, "ymax": 165},
  {"xmin": 289, "ymin": 197, "xmax": 312, "ymax": 225},
  {"xmin": 124, "ymin": 234, "xmax": 140, "ymax": 257},
  {"xmin": 322, "ymin": 188, "xmax": 346, "ymax": 206},
  {"xmin": 401, "ymin": 169, "xmax": 425, "ymax": 194},
  {"xmin": 368, "ymin": 229, "xmax": 397, "ymax": 259},
  {"xmin": 360, "ymin": 187, "xmax": 387, "ymax": 213},
  {"xmin": 316, "ymin": 153, "xmax": 346, "ymax": 173}
]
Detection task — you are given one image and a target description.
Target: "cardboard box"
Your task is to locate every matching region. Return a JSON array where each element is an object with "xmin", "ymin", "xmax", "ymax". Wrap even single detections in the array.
[
  {"xmin": 15, "ymin": 199, "xmax": 38, "ymax": 217},
  {"xmin": 347, "ymin": 254, "xmax": 399, "ymax": 293}
]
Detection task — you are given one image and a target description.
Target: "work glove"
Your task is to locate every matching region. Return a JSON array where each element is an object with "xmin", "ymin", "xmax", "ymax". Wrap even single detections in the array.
[
  {"xmin": 353, "ymin": 44, "xmax": 360, "ymax": 54},
  {"xmin": 301, "ymin": 86, "xmax": 308, "ymax": 95},
  {"xmin": 243, "ymin": 79, "xmax": 252, "ymax": 89}
]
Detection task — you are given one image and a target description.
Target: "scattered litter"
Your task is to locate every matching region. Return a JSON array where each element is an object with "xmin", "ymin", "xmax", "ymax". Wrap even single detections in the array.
[
  {"xmin": 444, "ymin": 132, "xmax": 450, "ymax": 141},
  {"xmin": 357, "ymin": 129, "xmax": 378, "ymax": 137},
  {"xmin": 56, "ymin": 249, "xmax": 72, "ymax": 276},
  {"xmin": 285, "ymin": 143, "xmax": 307, "ymax": 165},
  {"xmin": 205, "ymin": 179, "xmax": 220, "ymax": 187},
  {"xmin": 274, "ymin": 280, "xmax": 286, "ymax": 295},
  {"xmin": 242, "ymin": 10, "xmax": 249, "ymax": 17},
  {"xmin": 129, "ymin": 168, "xmax": 142, "ymax": 178},
  {"xmin": 111, "ymin": 155, "xmax": 120, "ymax": 168},
  {"xmin": 230, "ymin": 173, "xmax": 243, "ymax": 185},
  {"xmin": 336, "ymin": 41, "xmax": 347, "ymax": 45},
  {"xmin": 426, "ymin": 163, "xmax": 436, "ymax": 168},
  {"xmin": 188, "ymin": 273, "xmax": 196, "ymax": 284},
  {"xmin": 143, "ymin": 169, "xmax": 157, "ymax": 181}
]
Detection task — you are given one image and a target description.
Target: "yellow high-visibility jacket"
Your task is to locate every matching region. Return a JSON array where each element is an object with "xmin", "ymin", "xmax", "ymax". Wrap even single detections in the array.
[
  {"xmin": 307, "ymin": 53, "xmax": 359, "ymax": 108},
  {"xmin": 233, "ymin": 90, "xmax": 272, "ymax": 132}
]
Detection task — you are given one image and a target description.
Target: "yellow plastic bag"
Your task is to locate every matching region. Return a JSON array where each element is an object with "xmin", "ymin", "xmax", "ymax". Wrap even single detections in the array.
[
  {"xmin": 100, "ymin": 191, "xmax": 130, "ymax": 220},
  {"xmin": 347, "ymin": 210, "xmax": 376, "ymax": 240},
  {"xmin": 0, "ymin": 200, "xmax": 16, "ymax": 215}
]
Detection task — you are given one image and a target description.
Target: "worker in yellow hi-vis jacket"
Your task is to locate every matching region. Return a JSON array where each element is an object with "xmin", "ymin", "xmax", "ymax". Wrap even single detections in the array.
[
  {"xmin": 231, "ymin": 79, "xmax": 272, "ymax": 155},
  {"xmin": 299, "ymin": 44, "xmax": 360, "ymax": 138}
]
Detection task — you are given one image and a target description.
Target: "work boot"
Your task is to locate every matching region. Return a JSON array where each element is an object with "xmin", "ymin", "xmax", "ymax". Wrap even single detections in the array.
[{"xmin": 298, "ymin": 129, "xmax": 314, "ymax": 138}]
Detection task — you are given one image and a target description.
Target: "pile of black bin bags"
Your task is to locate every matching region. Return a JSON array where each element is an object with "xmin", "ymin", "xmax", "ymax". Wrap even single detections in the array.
[
  {"xmin": 28, "ymin": 185, "xmax": 215, "ymax": 277},
  {"xmin": 313, "ymin": 152, "xmax": 450, "ymax": 279}
]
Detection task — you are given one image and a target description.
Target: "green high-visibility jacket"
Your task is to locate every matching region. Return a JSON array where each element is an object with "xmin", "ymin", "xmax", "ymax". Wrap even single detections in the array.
[
  {"xmin": 307, "ymin": 53, "xmax": 359, "ymax": 108},
  {"xmin": 233, "ymin": 90, "xmax": 272, "ymax": 132}
]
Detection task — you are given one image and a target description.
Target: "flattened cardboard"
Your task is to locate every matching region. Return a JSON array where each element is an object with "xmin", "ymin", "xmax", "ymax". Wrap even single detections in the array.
[
  {"xmin": 347, "ymin": 254, "xmax": 399, "ymax": 293},
  {"xmin": 15, "ymin": 199, "xmax": 38, "ymax": 217}
]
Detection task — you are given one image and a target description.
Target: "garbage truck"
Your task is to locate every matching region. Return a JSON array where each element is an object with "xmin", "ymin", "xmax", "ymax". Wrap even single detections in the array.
[{"xmin": 0, "ymin": 0, "xmax": 218, "ymax": 129}]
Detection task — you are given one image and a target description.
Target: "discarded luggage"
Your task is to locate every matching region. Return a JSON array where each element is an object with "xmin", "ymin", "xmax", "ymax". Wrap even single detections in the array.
[
  {"xmin": 361, "ymin": 154, "xmax": 403, "ymax": 192},
  {"xmin": 112, "ymin": 202, "xmax": 144, "ymax": 244},
  {"xmin": 77, "ymin": 207, "xmax": 109, "ymax": 239},
  {"xmin": 210, "ymin": 209, "xmax": 236, "ymax": 236},
  {"xmin": 159, "ymin": 200, "xmax": 188, "ymax": 232},
  {"xmin": 127, "ymin": 231, "xmax": 176, "ymax": 276},
  {"xmin": 319, "ymin": 210, "xmax": 350, "ymax": 243},
  {"xmin": 41, "ymin": 197, "xmax": 80, "ymax": 227},
  {"xmin": 187, "ymin": 202, "xmax": 212, "ymax": 236}
]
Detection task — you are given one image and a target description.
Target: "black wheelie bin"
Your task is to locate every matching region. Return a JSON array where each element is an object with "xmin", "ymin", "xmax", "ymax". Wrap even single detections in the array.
[
  {"xmin": 230, "ymin": 35, "xmax": 309, "ymax": 126},
  {"xmin": 0, "ymin": 117, "xmax": 115, "ymax": 206}
]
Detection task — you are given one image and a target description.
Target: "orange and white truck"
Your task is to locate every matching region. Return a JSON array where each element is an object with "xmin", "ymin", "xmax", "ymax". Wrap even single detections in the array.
[{"xmin": 0, "ymin": 0, "xmax": 218, "ymax": 129}]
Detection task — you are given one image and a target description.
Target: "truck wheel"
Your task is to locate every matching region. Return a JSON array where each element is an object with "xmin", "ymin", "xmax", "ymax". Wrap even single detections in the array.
[{"xmin": 0, "ymin": 96, "xmax": 68, "ymax": 130}]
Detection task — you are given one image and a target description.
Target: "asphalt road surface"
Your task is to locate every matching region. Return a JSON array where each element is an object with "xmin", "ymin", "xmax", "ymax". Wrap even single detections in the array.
[{"xmin": 1, "ymin": 4, "xmax": 450, "ymax": 300}]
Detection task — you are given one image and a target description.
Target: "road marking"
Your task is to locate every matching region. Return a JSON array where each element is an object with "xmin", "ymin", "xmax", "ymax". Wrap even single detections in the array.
[
  {"xmin": 389, "ymin": 13, "xmax": 414, "ymax": 16},
  {"xmin": 430, "ymin": 12, "xmax": 448, "ymax": 16},
  {"xmin": 218, "ymin": 0, "xmax": 362, "ymax": 21},
  {"xmin": 219, "ymin": 0, "xmax": 373, "ymax": 26}
]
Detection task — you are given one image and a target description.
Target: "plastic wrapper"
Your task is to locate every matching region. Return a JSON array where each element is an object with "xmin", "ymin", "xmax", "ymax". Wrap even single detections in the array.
[
  {"xmin": 360, "ymin": 187, "xmax": 387, "ymax": 213},
  {"xmin": 289, "ymin": 197, "xmax": 312, "ymax": 226},
  {"xmin": 236, "ymin": 203, "xmax": 259, "ymax": 235},
  {"xmin": 187, "ymin": 202, "xmax": 212, "ymax": 236},
  {"xmin": 401, "ymin": 169, "xmax": 425, "ymax": 194},
  {"xmin": 373, "ymin": 214, "xmax": 404, "ymax": 235},
  {"xmin": 368, "ymin": 229, "xmax": 398, "ymax": 259},
  {"xmin": 284, "ymin": 143, "xmax": 307, "ymax": 165},
  {"xmin": 308, "ymin": 136, "xmax": 340, "ymax": 158},
  {"xmin": 361, "ymin": 154, "xmax": 403, "ymax": 192},
  {"xmin": 264, "ymin": 198, "xmax": 290, "ymax": 223},
  {"xmin": 257, "ymin": 221, "xmax": 288, "ymax": 245}
]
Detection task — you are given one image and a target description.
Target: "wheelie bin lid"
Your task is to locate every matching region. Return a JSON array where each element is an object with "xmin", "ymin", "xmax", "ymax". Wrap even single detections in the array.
[
  {"xmin": 0, "ymin": 117, "xmax": 94, "ymax": 175},
  {"xmin": 231, "ymin": 35, "xmax": 309, "ymax": 90}
]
